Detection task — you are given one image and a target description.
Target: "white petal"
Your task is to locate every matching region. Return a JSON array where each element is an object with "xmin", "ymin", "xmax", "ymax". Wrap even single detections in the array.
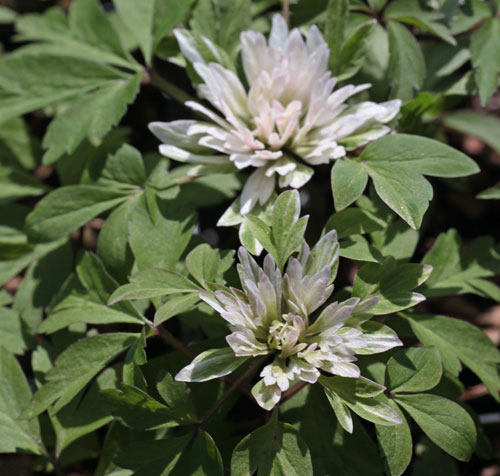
[{"xmin": 240, "ymin": 168, "xmax": 276, "ymax": 214}]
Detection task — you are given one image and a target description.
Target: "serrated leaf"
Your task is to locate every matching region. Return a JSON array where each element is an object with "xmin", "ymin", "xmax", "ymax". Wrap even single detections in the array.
[
  {"xmin": 386, "ymin": 346, "xmax": 442, "ymax": 393},
  {"xmin": 156, "ymin": 370, "xmax": 198, "ymax": 423},
  {"xmin": 325, "ymin": 207, "xmax": 386, "ymax": 239},
  {"xmin": 471, "ymin": 18, "xmax": 500, "ymax": 106},
  {"xmin": 385, "ymin": 0, "xmax": 456, "ymax": 45},
  {"xmin": 115, "ymin": 0, "xmax": 196, "ymax": 64},
  {"xmin": 154, "ymin": 293, "xmax": 200, "ymax": 325},
  {"xmin": 420, "ymin": 230, "xmax": 500, "ymax": 300},
  {"xmin": 186, "ymin": 243, "xmax": 220, "ymax": 286},
  {"xmin": 23, "ymin": 333, "xmax": 137, "ymax": 418},
  {"xmin": 189, "ymin": 431, "xmax": 224, "ymax": 476},
  {"xmin": 0, "ymin": 347, "xmax": 43, "ymax": 454},
  {"xmin": 331, "ymin": 158, "xmax": 369, "ymax": 211},
  {"xmin": 25, "ymin": 185, "xmax": 131, "ymax": 243},
  {"xmin": 325, "ymin": 0, "xmax": 349, "ymax": 74},
  {"xmin": 395, "ymin": 393, "xmax": 476, "ymax": 461},
  {"xmin": 387, "ymin": 20, "xmax": 426, "ymax": 101},
  {"xmin": 375, "ymin": 396, "xmax": 412, "ymax": 476},
  {"xmin": 128, "ymin": 191, "xmax": 196, "ymax": 271},
  {"xmin": 444, "ymin": 110, "xmax": 500, "ymax": 154},
  {"xmin": 352, "ymin": 258, "xmax": 432, "ymax": 314},
  {"xmin": 231, "ymin": 413, "xmax": 313, "ymax": 476},
  {"xmin": 42, "ymin": 74, "xmax": 141, "ymax": 164},
  {"xmin": 320, "ymin": 376, "xmax": 402, "ymax": 426},
  {"xmin": 116, "ymin": 435, "xmax": 190, "ymax": 476},
  {"xmin": 404, "ymin": 313, "xmax": 500, "ymax": 401},
  {"xmin": 101, "ymin": 384, "xmax": 179, "ymax": 430},
  {"xmin": 109, "ymin": 268, "xmax": 199, "ymax": 304}
]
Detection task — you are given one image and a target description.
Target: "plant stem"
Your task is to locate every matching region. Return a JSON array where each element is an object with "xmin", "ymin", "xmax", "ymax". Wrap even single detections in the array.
[
  {"xmin": 199, "ymin": 356, "xmax": 268, "ymax": 425},
  {"xmin": 150, "ymin": 70, "xmax": 198, "ymax": 105},
  {"xmin": 147, "ymin": 320, "xmax": 196, "ymax": 358},
  {"xmin": 280, "ymin": 380, "xmax": 308, "ymax": 404},
  {"xmin": 282, "ymin": 0, "xmax": 291, "ymax": 26}
]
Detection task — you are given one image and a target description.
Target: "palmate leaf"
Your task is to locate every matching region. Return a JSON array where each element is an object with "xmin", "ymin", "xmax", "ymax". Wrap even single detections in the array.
[
  {"xmin": 419, "ymin": 229, "xmax": 500, "ymax": 300},
  {"xmin": 471, "ymin": 17, "xmax": 500, "ymax": 106},
  {"xmin": 0, "ymin": 0, "xmax": 143, "ymax": 163},
  {"xmin": 114, "ymin": 0, "xmax": 196, "ymax": 65},
  {"xmin": 23, "ymin": 333, "xmax": 138, "ymax": 418},
  {"xmin": 333, "ymin": 134, "xmax": 479, "ymax": 229},
  {"xmin": 404, "ymin": 313, "xmax": 500, "ymax": 401},
  {"xmin": 0, "ymin": 347, "xmax": 43, "ymax": 455},
  {"xmin": 231, "ymin": 411, "xmax": 313, "ymax": 476}
]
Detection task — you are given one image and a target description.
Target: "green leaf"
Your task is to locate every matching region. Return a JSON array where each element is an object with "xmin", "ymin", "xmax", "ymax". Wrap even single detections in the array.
[
  {"xmin": 246, "ymin": 215, "xmax": 276, "ymax": 257},
  {"xmin": 325, "ymin": 207, "xmax": 386, "ymax": 239},
  {"xmin": 404, "ymin": 313, "xmax": 500, "ymax": 401},
  {"xmin": 0, "ymin": 307, "xmax": 27, "ymax": 354},
  {"xmin": 189, "ymin": 431, "xmax": 224, "ymax": 476},
  {"xmin": 331, "ymin": 158, "xmax": 368, "ymax": 211},
  {"xmin": 176, "ymin": 348, "xmax": 248, "ymax": 382},
  {"xmin": 323, "ymin": 385, "xmax": 353, "ymax": 433},
  {"xmin": 115, "ymin": 0, "xmax": 196, "ymax": 64},
  {"xmin": 339, "ymin": 235, "xmax": 384, "ymax": 262},
  {"xmin": 375, "ymin": 396, "xmax": 412, "ymax": 476},
  {"xmin": 69, "ymin": 0, "xmax": 129, "ymax": 60},
  {"xmin": 387, "ymin": 20, "xmax": 426, "ymax": 101},
  {"xmin": 337, "ymin": 20, "xmax": 376, "ymax": 81},
  {"xmin": 270, "ymin": 190, "xmax": 309, "ymax": 269},
  {"xmin": 0, "ymin": 163, "xmax": 49, "ymax": 203},
  {"xmin": 386, "ymin": 346, "xmax": 442, "ymax": 393},
  {"xmin": 109, "ymin": 268, "xmax": 199, "ymax": 304},
  {"xmin": 97, "ymin": 198, "xmax": 136, "ymax": 282},
  {"xmin": 190, "ymin": 0, "xmax": 252, "ymax": 56},
  {"xmin": 116, "ymin": 436, "xmax": 190, "ymax": 476},
  {"xmin": 444, "ymin": 110, "xmax": 500, "ymax": 154},
  {"xmin": 370, "ymin": 216, "xmax": 419, "ymax": 261},
  {"xmin": 186, "ymin": 244, "xmax": 221, "ymax": 286},
  {"xmin": 231, "ymin": 413, "xmax": 313, "ymax": 476},
  {"xmin": 156, "ymin": 370, "xmax": 198, "ymax": 423},
  {"xmin": 360, "ymin": 134, "xmax": 479, "ymax": 178},
  {"xmin": 320, "ymin": 376, "xmax": 402, "ymax": 426},
  {"xmin": 96, "ymin": 143, "xmax": 147, "ymax": 187},
  {"xmin": 364, "ymin": 161, "xmax": 433, "ymax": 230},
  {"xmin": 478, "ymin": 182, "xmax": 500, "ymax": 199},
  {"xmin": 395, "ymin": 393, "xmax": 476, "ymax": 461},
  {"xmin": 363, "ymin": 126, "xmax": 459, "ymax": 216},
  {"xmin": 0, "ymin": 6, "xmax": 16, "ymax": 23},
  {"xmin": 280, "ymin": 384, "xmax": 384, "ymax": 476},
  {"xmin": 154, "ymin": 293, "xmax": 200, "ymax": 325},
  {"xmin": 352, "ymin": 258, "xmax": 433, "ymax": 314},
  {"xmin": 0, "ymin": 117, "xmax": 37, "ymax": 169},
  {"xmin": 0, "ymin": 346, "xmax": 43, "ymax": 454},
  {"xmin": 128, "ymin": 191, "xmax": 196, "ymax": 271},
  {"xmin": 23, "ymin": 333, "xmax": 137, "ymax": 418},
  {"xmin": 26, "ymin": 185, "xmax": 131, "ymax": 243},
  {"xmin": 419, "ymin": 230, "xmax": 500, "ymax": 300},
  {"xmin": 325, "ymin": 0, "xmax": 349, "ymax": 74},
  {"xmin": 471, "ymin": 18, "xmax": 500, "ymax": 106},
  {"xmin": 42, "ymin": 73, "xmax": 141, "ymax": 164},
  {"xmin": 101, "ymin": 384, "xmax": 179, "ymax": 430},
  {"xmin": 15, "ymin": 7, "xmax": 136, "ymax": 69},
  {"xmin": 385, "ymin": 0, "xmax": 456, "ymax": 45}
]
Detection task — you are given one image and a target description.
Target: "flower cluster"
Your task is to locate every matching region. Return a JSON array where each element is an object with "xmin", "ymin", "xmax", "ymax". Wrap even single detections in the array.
[
  {"xmin": 176, "ymin": 231, "xmax": 402, "ymax": 410},
  {"xmin": 149, "ymin": 15, "xmax": 401, "ymax": 220}
]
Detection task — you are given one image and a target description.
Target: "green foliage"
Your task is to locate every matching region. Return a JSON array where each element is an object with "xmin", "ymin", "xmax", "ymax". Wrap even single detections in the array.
[
  {"xmin": 231, "ymin": 411, "xmax": 313, "ymax": 476},
  {"xmin": 0, "ymin": 1, "xmax": 498, "ymax": 474}
]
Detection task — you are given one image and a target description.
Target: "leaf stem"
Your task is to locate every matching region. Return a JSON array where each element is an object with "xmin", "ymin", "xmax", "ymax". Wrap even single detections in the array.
[
  {"xmin": 282, "ymin": 0, "xmax": 291, "ymax": 26},
  {"xmin": 198, "ymin": 355, "xmax": 268, "ymax": 425},
  {"xmin": 280, "ymin": 380, "xmax": 308, "ymax": 404},
  {"xmin": 149, "ymin": 70, "xmax": 198, "ymax": 105},
  {"xmin": 147, "ymin": 320, "xmax": 196, "ymax": 358}
]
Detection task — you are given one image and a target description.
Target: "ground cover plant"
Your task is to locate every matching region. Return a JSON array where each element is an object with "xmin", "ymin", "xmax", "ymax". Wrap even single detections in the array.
[{"xmin": 0, "ymin": 0, "xmax": 500, "ymax": 474}]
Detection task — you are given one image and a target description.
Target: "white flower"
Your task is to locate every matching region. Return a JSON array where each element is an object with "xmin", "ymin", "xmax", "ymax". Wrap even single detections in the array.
[
  {"xmin": 176, "ymin": 231, "xmax": 402, "ymax": 410},
  {"xmin": 149, "ymin": 15, "xmax": 401, "ymax": 220}
]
